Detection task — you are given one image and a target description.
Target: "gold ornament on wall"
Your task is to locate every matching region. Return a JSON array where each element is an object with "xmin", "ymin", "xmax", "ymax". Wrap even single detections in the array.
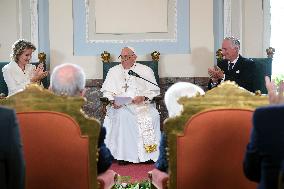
[
  {"xmin": 38, "ymin": 52, "xmax": 46, "ymax": 64},
  {"xmin": 216, "ymin": 49, "xmax": 223, "ymax": 62},
  {"xmin": 266, "ymin": 47, "xmax": 275, "ymax": 58},
  {"xmin": 101, "ymin": 51, "xmax": 111, "ymax": 63},
  {"xmin": 151, "ymin": 51, "xmax": 160, "ymax": 61}
]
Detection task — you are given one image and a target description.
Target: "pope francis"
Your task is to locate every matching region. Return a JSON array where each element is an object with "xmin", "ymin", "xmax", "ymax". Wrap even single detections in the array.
[{"xmin": 101, "ymin": 47, "xmax": 161, "ymax": 164}]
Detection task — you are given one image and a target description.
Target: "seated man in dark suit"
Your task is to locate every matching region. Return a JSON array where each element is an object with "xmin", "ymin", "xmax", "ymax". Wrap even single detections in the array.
[
  {"xmin": 208, "ymin": 37, "xmax": 256, "ymax": 92},
  {"xmin": 243, "ymin": 76, "xmax": 284, "ymax": 189},
  {"xmin": 0, "ymin": 106, "xmax": 25, "ymax": 189},
  {"xmin": 50, "ymin": 63, "xmax": 113, "ymax": 174}
]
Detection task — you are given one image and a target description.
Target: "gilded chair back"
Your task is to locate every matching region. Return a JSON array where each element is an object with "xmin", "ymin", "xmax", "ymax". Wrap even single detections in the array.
[
  {"xmin": 177, "ymin": 108, "xmax": 256, "ymax": 189},
  {"xmin": 17, "ymin": 111, "xmax": 90, "ymax": 189},
  {"xmin": 164, "ymin": 81, "xmax": 269, "ymax": 188},
  {"xmin": 0, "ymin": 85, "xmax": 101, "ymax": 189}
]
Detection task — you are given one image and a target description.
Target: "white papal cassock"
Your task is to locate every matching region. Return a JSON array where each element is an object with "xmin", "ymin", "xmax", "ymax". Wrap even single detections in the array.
[{"xmin": 101, "ymin": 63, "xmax": 161, "ymax": 163}]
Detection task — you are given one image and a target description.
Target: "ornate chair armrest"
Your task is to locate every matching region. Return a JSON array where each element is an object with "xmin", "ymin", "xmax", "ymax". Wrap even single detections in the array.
[
  {"xmin": 148, "ymin": 168, "xmax": 169, "ymax": 189},
  {"xmin": 151, "ymin": 94, "xmax": 162, "ymax": 103},
  {"xmin": 100, "ymin": 97, "xmax": 110, "ymax": 104},
  {"xmin": 151, "ymin": 95, "xmax": 163, "ymax": 114},
  {"xmin": 100, "ymin": 97, "xmax": 110, "ymax": 118},
  {"xmin": 0, "ymin": 93, "xmax": 6, "ymax": 99},
  {"xmin": 97, "ymin": 169, "xmax": 117, "ymax": 189}
]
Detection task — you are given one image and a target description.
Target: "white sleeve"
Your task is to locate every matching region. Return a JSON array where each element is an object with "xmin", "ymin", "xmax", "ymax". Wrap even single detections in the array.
[
  {"xmin": 101, "ymin": 68, "xmax": 117, "ymax": 100},
  {"xmin": 2, "ymin": 68, "xmax": 19, "ymax": 95},
  {"xmin": 103, "ymin": 91, "xmax": 115, "ymax": 101}
]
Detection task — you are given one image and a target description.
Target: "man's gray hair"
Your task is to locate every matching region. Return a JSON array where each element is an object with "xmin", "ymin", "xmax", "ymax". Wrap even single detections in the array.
[
  {"xmin": 50, "ymin": 63, "xmax": 86, "ymax": 96},
  {"xmin": 224, "ymin": 36, "xmax": 240, "ymax": 51}
]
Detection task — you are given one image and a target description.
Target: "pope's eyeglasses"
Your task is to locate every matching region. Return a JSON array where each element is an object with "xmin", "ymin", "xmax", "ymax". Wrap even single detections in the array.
[{"xmin": 118, "ymin": 54, "xmax": 135, "ymax": 61}]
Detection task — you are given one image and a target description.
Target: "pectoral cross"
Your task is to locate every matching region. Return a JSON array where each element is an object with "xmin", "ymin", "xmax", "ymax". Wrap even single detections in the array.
[{"xmin": 122, "ymin": 83, "xmax": 129, "ymax": 92}]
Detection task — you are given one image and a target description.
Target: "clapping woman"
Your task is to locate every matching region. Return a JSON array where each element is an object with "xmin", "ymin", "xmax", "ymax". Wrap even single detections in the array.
[{"xmin": 2, "ymin": 39, "xmax": 48, "ymax": 96}]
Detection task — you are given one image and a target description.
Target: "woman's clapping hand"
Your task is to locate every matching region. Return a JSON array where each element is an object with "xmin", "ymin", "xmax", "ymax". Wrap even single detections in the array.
[{"xmin": 31, "ymin": 63, "xmax": 49, "ymax": 83}]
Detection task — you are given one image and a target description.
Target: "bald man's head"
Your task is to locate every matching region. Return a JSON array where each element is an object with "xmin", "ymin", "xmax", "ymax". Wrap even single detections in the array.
[{"xmin": 50, "ymin": 63, "xmax": 86, "ymax": 96}]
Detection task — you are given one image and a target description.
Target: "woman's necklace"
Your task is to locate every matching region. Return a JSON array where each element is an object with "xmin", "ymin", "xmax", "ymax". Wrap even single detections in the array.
[{"xmin": 17, "ymin": 63, "xmax": 26, "ymax": 72}]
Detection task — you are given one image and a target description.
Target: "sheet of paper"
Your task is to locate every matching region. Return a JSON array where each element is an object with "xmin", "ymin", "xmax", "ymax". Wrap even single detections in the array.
[{"xmin": 114, "ymin": 96, "xmax": 132, "ymax": 106}]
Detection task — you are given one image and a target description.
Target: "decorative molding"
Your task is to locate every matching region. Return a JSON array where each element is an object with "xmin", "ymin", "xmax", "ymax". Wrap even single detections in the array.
[
  {"xmin": 18, "ymin": 0, "xmax": 23, "ymax": 39},
  {"xmin": 85, "ymin": 0, "xmax": 90, "ymax": 42},
  {"xmin": 18, "ymin": 0, "xmax": 39, "ymax": 61},
  {"xmin": 30, "ymin": 0, "xmax": 39, "ymax": 50},
  {"xmin": 263, "ymin": 0, "xmax": 271, "ymax": 57},
  {"xmin": 73, "ymin": 0, "xmax": 190, "ymax": 55},
  {"xmin": 30, "ymin": 0, "xmax": 39, "ymax": 61},
  {"xmin": 223, "ymin": 0, "xmax": 232, "ymax": 37},
  {"xmin": 84, "ymin": 0, "xmax": 177, "ymax": 44}
]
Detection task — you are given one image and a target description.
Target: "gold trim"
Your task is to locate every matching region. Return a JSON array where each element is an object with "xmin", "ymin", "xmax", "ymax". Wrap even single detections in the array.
[
  {"xmin": 151, "ymin": 51, "xmax": 160, "ymax": 61},
  {"xmin": 266, "ymin": 47, "xmax": 275, "ymax": 58},
  {"xmin": 164, "ymin": 81, "xmax": 269, "ymax": 188},
  {"xmin": 0, "ymin": 84, "xmax": 100, "ymax": 189},
  {"xmin": 216, "ymin": 48, "xmax": 223, "ymax": 62},
  {"xmin": 38, "ymin": 52, "xmax": 46, "ymax": 64},
  {"xmin": 144, "ymin": 144, "xmax": 157, "ymax": 153}
]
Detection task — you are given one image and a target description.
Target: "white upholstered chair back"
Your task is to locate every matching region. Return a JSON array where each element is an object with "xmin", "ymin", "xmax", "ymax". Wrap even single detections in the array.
[{"xmin": 164, "ymin": 82, "xmax": 205, "ymax": 118}]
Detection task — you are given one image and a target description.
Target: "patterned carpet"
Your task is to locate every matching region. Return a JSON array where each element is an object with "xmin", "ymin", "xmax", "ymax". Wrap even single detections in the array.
[{"xmin": 110, "ymin": 161, "xmax": 155, "ymax": 182}]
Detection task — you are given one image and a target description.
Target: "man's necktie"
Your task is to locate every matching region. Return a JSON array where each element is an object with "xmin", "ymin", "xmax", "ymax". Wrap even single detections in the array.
[{"xmin": 228, "ymin": 62, "xmax": 234, "ymax": 71}]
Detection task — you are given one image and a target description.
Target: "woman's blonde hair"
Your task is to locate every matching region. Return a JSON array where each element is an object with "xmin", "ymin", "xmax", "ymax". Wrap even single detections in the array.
[{"xmin": 11, "ymin": 39, "xmax": 36, "ymax": 62}]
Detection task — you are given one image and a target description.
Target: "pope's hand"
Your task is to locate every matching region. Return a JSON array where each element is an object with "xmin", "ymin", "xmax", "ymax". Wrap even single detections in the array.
[
  {"xmin": 132, "ymin": 96, "xmax": 145, "ymax": 104},
  {"xmin": 110, "ymin": 100, "xmax": 122, "ymax": 109},
  {"xmin": 113, "ymin": 103, "xmax": 122, "ymax": 109}
]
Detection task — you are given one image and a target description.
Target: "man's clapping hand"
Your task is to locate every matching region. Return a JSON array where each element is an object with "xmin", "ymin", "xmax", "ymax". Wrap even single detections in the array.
[{"xmin": 208, "ymin": 66, "xmax": 224, "ymax": 81}]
